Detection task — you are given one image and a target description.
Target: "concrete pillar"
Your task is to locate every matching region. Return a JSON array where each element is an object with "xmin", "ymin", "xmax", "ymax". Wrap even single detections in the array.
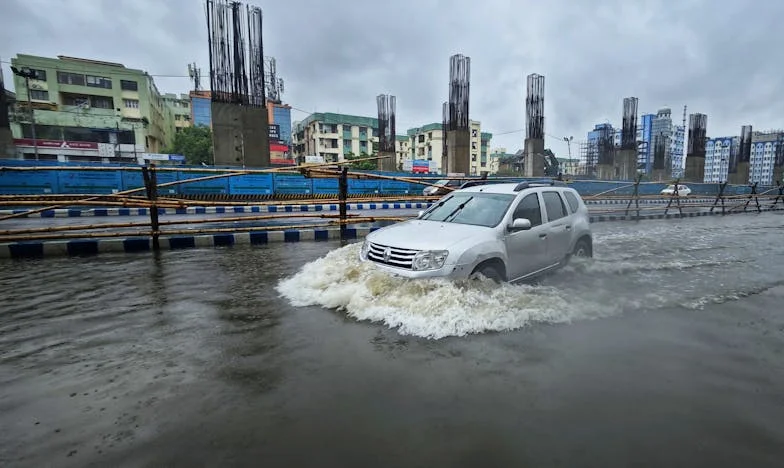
[
  {"xmin": 684, "ymin": 156, "xmax": 705, "ymax": 183},
  {"xmin": 0, "ymin": 128, "xmax": 12, "ymax": 159},
  {"xmin": 377, "ymin": 151, "xmax": 396, "ymax": 172},
  {"xmin": 523, "ymin": 138, "xmax": 545, "ymax": 177},
  {"xmin": 728, "ymin": 162, "xmax": 750, "ymax": 185},
  {"xmin": 446, "ymin": 130, "xmax": 470, "ymax": 175},
  {"xmin": 211, "ymin": 102, "xmax": 270, "ymax": 167},
  {"xmin": 614, "ymin": 149, "xmax": 637, "ymax": 181},
  {"xmin": 773, "ymin": 166, "xmax": 783, "ymax": 186},
  {"xmin": 597, "ymin": 164, "xmax": 615, "ymax": 180},
  {"xmin": 651, "ymin": 169, "xmax": 668, "ymax": 182}
]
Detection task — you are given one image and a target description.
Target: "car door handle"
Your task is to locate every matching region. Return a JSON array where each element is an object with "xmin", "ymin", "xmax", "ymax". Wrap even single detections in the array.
[
  {"xmin": 539, "ymin": 233, "xmax": 547, "ymax": 238},
  {"xmin": 565, "ymin": 225, "xmax": 571, "ymax": 230}
]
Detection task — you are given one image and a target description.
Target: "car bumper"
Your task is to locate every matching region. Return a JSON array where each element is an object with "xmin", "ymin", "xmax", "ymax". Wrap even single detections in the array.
[{"xmin": 360, "ymin": 257, "xmax": 473, "ymax": 280}]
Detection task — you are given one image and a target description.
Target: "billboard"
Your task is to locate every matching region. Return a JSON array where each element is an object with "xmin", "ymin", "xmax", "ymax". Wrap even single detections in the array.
[
  {"xmin": 269, "ymin": 124, "xmax": 281, "ymax": 142},
  {"xmin": 14, "ymin": 138, "xmax": 98, "ymax": 150},
  {"xmin": 412, "ymin": 159, "xmax": 430, "ymax": 173}
]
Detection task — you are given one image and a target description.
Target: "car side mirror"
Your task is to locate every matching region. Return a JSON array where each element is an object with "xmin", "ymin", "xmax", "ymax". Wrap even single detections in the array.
[
  {"xmin": 509, "ymin": 218, "xmax": 532, "ymax": 231},
  {"xmin": 418, "ymin": 210, "xmax": 424, "ymax": 218}
]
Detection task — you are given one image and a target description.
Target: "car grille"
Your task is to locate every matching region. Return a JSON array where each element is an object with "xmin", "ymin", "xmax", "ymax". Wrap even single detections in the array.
[{"xmin": 367, "ymin": 242, "xmax": 419, "ymax": 269}]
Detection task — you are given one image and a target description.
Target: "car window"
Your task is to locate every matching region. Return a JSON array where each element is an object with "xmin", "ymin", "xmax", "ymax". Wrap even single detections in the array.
[
  {"xmin": 512, "ymin": 193, "xmax": 542, "ymax": 227},
  {"xmin": 564, "ymin": 191, "xmax": 580, "ymax": 213},
  {"xmin": 542, "ymin": 191, "xmax": 567, "ymax": 222},
  {"xmin": 420, "ymin": 192, "xmax": 516, "ymax": 227}
]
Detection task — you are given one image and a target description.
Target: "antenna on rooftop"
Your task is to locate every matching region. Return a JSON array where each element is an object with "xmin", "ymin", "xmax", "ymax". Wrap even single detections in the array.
[{"xmin": 187, "ymin": 62, "xmax": 201, "ymax": 91}]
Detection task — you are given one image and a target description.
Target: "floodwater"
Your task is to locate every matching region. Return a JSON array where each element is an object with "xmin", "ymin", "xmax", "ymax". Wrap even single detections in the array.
[{"xmin": 1, "ymin": 212, "xmax": 783, "ymax": 467}]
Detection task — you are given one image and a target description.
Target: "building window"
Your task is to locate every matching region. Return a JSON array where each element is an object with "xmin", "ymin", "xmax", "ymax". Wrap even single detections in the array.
[
  {"xmin": 428, "ymin": 132, "xmax": 432, "ymax": 140},
  {"xmin": 120, "ymin": 80, "xmax": 138, "ymax": 91},
  {"xmin": 123, "ymin": 99, "xmax": 139, "ymax": 109},
  {"xmin": 418, "ymin": 135, "xmax": 425, "ymax": 143},
  {"xmin": 28, "ymin": 69, "xmax": 47, "ymax": 81},
  {"xmin": 62, "ymin": 93, "xmax": 89, "ymax": 106},
  {"xmin": 90, "ymin": 95, "xmax": 114, "ymax": 109},
  {"xmin": 29, "ymin": 90, "xmax": 49, "ymax": 101},
  {"xmin": 175, "ymin": 115, "xmax": 181, "ymax": 121},
  {"xmin": 86, "ymin": 75, "xmax": 112, "ymax": 89},
  {"xmin": 57, "ymin": 71, "xmax": 85, "ymax": 86}
]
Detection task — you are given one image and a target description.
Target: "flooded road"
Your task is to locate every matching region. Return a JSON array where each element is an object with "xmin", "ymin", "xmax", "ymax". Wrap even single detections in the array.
[{"xmin": 1, "ymin": 212, "xmax": 783, "ymax": 467}]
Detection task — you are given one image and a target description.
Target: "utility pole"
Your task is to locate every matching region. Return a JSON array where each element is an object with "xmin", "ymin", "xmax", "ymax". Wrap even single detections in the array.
[{"xmin": 11, "ymin": 67, "xmax": 39, "ymax": 160}]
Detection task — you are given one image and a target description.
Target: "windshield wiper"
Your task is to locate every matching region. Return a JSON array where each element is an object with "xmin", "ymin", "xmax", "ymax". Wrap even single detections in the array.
[{"xmin": 443, "ymin": 197, "xmax": 473, "ymax": 222}]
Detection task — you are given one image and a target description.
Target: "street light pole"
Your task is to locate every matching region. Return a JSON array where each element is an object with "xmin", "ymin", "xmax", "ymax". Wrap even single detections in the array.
[
  {"xmin": 12, "ymin": 67, "xmax": 38, "ymax": 160},
  {"xmin": 563, "ymin": 136, "xmax": 573, "ymax": 174}
]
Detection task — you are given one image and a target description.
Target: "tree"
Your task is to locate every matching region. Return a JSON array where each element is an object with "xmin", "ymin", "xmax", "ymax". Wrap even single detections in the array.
[
  {"xmin": 344, "ymin": 152, "xmax": 377, "ymax": 170},
  {"xmin": 164, "ymin": 125, "xmax": 213, "ymax": 165}
]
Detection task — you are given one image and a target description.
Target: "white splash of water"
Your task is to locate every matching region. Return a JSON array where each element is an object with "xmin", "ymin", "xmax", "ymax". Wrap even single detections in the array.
[{"xmin": 276, "ymin": 243, "xmax": 615, "ymax": 339}]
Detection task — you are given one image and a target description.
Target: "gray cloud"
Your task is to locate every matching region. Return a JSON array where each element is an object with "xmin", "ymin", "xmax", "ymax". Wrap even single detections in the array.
[{"xmin": 3, "ymin": 0, "xmax": 784, "ymax": 155}]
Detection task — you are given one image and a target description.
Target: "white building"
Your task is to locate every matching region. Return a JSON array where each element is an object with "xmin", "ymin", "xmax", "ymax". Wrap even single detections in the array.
[
  {"xmin": 704, "ymin": 132, "xmax": 782, "ymax": 185},
  {"xmin": 291, "ymin": 112, "xmax": 379, "ymax": 163},
  {"xmin": 403, "ymin": 121, "xmax": 491, "ymax": 175},
  {"xmin": 749, "ymin": 132, "xmax": 782, "ymax": 186},
  {"xmin": 704, "ymin": 137, "xmax": 737, "ymax": 183}
]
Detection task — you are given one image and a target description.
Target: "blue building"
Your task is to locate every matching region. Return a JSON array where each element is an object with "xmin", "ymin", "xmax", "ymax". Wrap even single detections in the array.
[
  {"xmin": 190, "ymin": 92, "xmax": 212, "ymax": 127},
  {"xmin": 270, "ymin": 103, "xmax": 292, "ymax": 145}
]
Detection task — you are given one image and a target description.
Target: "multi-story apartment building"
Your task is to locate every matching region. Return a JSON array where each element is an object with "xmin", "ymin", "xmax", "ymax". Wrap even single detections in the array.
[
  {"xmin": 395, "ymin": 135, "xmax": 410, "ymax": 170},
  {"xmin": 163, "ymin": 93, "xmax": 191, "ymax": 133},
  {"xmin": 704, "ymin": 132, "xmax": 782, "ymax": 185},
  {"xmin": 404, "ymin": 121, "xmax": 491, "ymax": 175},
  {"xmin": 8, "ymin": 54, "xmax": 175, "ymax": 163},
  {"xmin": 190, "ymin": 90, "xmax": 212, "ymax": 127},
  {"xmin": 749, "ymin": 132, "xmax": 782, "ymax": 186},
  {"xmin": 703, "ymin": 136, "xmax": 737, "ymax": 183},
  {"xmin": 585, "ymin": 108, "xmax": 684, "ymax": 177},
  {"xmin": 292, "ymin": 113, "xmax": 379, "ymax": 163}
]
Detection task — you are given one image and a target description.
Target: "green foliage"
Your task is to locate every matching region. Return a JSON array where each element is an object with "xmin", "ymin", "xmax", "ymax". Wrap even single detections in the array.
[
  {"xmin": 344, "ymin": 152, "xmax": 377, "ymax": 170},
  {"xmin": 163, "ymin": 126, "xmax": 213, "ymax": 165}
]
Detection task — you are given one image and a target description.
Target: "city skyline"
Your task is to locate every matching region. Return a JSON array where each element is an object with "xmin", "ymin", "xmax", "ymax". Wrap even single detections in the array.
[{"xmin": 3, "ymin": 0, "xmax": 784, "ymax": 155}]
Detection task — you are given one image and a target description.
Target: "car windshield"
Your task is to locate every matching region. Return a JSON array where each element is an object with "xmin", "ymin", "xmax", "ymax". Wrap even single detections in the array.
[
  {"xmin": 665, "ymin": 185, "xmax": 675, "ymax": 190},
  {"xmin": 432, "ymin": 179, "xmax": 450, "ymax": 186},
  {"xmin": 420, "ymin": 192, "xmax": 516, "ymax": 227}
]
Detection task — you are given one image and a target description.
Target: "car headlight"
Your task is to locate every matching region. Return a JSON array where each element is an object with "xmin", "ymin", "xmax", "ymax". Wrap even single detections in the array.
[
  {"xmin": 412, "ymin": 250, "xmax": 449, "ymax": 271},
  {"xmin": 360, "ymin": 240, "xmax": 370, "ymax": 260}
]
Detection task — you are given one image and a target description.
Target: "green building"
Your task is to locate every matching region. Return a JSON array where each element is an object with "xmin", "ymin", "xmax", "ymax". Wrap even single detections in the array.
[{"xmin": 8, "ymin": 54, "xmax": 175, "ymax": 163}]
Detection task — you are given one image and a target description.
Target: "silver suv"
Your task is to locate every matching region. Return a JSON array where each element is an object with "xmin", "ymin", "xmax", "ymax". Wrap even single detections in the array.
[{"xmin": 359, "ymin": 182, "xmax": 593, "ymax": 282}]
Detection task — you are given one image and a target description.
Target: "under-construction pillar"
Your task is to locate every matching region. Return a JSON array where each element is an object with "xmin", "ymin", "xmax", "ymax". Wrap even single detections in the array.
[
  {"xmin": 684, "ymin": 113, "xmax": 708, "ymax": 182},
  {"xmin": 523, "ymin": 138, "xmax": 545, "ymax": 177},
  {"xmin": 447, "ymin": 130, "xmax": 471, "ymax": 175}
]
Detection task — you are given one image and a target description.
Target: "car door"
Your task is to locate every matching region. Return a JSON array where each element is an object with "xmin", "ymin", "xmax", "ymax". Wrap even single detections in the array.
[
  {"xmin": 541, "ymin": 191, "xmax": 572, "ymax": 264},
  {"xmin": 504, "ymin": 193, "xmax": 549, "ymax": 280}
]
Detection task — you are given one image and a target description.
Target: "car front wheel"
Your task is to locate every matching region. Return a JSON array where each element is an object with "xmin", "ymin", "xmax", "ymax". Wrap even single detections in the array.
[
  {"xmin": 572, "ymin": 239, "xmax": 592, "ymax": 258},
  {"xmin": 469, "ymin": 264, "xmax": 503, "ymax": 283}
]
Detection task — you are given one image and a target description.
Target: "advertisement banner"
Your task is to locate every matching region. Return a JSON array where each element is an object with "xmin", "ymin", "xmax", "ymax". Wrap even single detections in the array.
[
  {"xmin": 14, "ymin": 138, "xmax": 98, "ymax": 150},
  {"xmin": 412, "ymin": 159, "xmax": 430, "ymax": 173},
  {"xmin": 269, "ymin": 124, "xmax": 281, "ymax": 141}
]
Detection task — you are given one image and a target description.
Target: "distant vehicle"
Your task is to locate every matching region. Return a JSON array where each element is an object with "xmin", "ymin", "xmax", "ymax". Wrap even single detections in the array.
[
  {"xmin": 422, "ymin": 179, "xmax": 465, "ymax": 196},
  {"xmin": 361, "ymin": 182, "xmax": 593, "ymax": 283},
  {"xmin": 660, "ymin": 184, "xmax": 691, "ymax": 196}
]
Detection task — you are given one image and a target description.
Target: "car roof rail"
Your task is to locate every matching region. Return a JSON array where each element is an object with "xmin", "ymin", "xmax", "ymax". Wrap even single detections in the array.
[
  {"xmin": 513, "ymin": 180, "xmax": 568, "ymax": 191},
  {"xmin": 459, "ymin": 180, "xmax": 506, "ymax": 189}
]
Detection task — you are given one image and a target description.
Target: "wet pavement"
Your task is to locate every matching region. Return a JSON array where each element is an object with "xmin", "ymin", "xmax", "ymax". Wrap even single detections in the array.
[{"xmin": 1, "ymin": 211, "xmax": 783, "ymax": 467}]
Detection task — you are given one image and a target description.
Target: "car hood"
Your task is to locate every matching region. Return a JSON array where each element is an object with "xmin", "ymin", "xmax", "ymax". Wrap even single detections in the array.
[{"xmin": 368, "ymin": 220, "xmax": 493, "ymax": 251}]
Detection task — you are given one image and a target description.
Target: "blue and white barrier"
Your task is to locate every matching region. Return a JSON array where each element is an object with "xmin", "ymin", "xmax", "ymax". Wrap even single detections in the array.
[{"xmin": 1, "ymin": 206, "xmax": 781, "ymax": 259}]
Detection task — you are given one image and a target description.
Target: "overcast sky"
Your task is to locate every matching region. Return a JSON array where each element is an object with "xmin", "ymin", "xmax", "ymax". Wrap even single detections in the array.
[{"xmin": 2, "ymin": 0, "xmax": 784, "ymax": 155}]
